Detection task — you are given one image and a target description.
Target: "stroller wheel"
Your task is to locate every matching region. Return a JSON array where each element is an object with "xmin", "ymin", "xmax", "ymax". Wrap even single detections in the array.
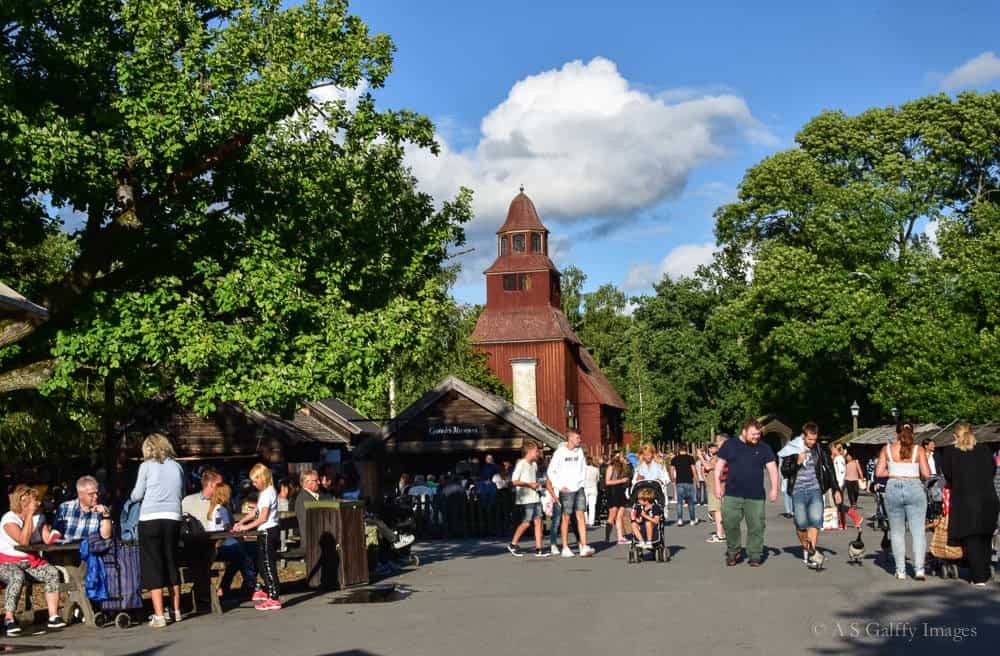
[
  {"xmin": 93, "ymin": 612, "xmax": 108, "ymax": 628},
  {"xmin": 627, "ymin": 550, "xmax": 634, "ymax": 564},
  {"xmin": 115, "ymin": 613, "xmax": 131, "ymax": 629},
  {"xmin": 409, "ymin": 554, "xmax": 420, "ymax": 568}
]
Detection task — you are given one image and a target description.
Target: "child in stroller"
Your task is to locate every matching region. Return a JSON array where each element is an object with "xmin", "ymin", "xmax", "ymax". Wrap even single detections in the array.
[{"xmin": 627, "ymin": 481, "xmax": 669, "ymax": 564}]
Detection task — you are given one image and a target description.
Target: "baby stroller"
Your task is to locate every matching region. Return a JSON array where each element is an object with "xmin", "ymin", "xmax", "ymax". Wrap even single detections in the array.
[
  {"xmin": 928, "ymin": 485, "xmax": 965, "ymax": 579},
  {"xmin": 84, "ymin": 535, "xmax": 143, "ymax": 629},
  {"xmin": 626, "ymin": 480, "xmax": 669, "ymax": 564},
  {"xmin": 869, "ymin": 479, "xmax": 889, "ymax": 532}
]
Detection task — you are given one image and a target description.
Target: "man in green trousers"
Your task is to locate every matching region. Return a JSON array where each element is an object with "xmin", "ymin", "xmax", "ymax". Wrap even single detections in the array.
[{"xmin": 714, "ymin": 418, "xmax": 779, "ymax": 567}]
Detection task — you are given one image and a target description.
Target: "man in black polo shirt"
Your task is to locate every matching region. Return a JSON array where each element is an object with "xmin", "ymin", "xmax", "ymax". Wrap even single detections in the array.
[{"xmin": 714, "ymin": 418, "xmax": 779, "ymax": 567}]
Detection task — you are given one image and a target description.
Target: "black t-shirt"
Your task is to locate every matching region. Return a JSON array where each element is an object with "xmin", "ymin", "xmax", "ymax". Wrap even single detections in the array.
[
  {"xmin": 671, "ymin": 454, "xmax": 696, "ymax": 484},
  {"xmin": 631, "ymin": 501, "xmax": 664, "ymax": 522}
]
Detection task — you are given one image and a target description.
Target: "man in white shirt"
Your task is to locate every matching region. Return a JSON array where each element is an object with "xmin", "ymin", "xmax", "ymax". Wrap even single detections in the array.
[{"xmin": 545, "ymin": 430, "xmax": 595, "ymax": 558}]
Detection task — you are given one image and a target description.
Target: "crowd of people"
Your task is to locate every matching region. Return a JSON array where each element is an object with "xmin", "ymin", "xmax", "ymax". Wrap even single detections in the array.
[
  {"xmin": 498, "ymin": 418, "xmax": 999, "ymax": 584},
  {"xmin": 0, "ymin": 433, "xmax": 416, "ymax": 635}
]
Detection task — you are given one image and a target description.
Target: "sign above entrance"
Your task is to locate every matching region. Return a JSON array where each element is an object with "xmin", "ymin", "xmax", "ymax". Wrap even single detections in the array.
[{"xmin": 428, "ymin": 423, "xmax": 484, "ymax": 439}]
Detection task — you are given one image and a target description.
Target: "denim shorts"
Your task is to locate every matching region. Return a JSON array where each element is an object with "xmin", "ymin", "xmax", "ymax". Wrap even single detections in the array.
[
  {"xmin": 519, "ymin": 502, "xmax": 542, "ymax": 522},
  {"xmin": 792, "ymin": 488, "xmax": 824, "ymax": 530},
  {"xmin": 558, "ymin": 488, "xmax": 587, "ymax": 514}
]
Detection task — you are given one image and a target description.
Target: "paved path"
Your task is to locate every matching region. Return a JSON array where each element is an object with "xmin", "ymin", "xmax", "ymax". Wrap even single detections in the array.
[{"xmin": 6, "ymin": 501, "xmax": 999, "ymax": 656}]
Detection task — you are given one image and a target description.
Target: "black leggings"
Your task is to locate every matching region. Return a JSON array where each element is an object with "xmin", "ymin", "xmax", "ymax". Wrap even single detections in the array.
[
  {"xmin": 139, "ymin": 519, "xmax": 181, "ymax": 590},
  {"xmin": 256, "ymin": 526, "xmax": 281, "ymax": 599},
  {"xmin": 961, "ymin": 533, "xmax": 994, "ymax": 584},
  {"xmin": 845, "ymin": 481, "xmax": 860, "ymax": 508}
]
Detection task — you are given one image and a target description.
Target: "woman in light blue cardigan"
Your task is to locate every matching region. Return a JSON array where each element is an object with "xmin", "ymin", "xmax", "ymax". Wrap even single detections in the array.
[{"xmin": 130, "ymin": 433, "xmax": 185, "ymax": 628}]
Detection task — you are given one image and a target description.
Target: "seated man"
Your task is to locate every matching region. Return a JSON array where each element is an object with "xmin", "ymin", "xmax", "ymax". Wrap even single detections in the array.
[
  {"xmin": 181, "ymin": 468, "xmax": 222, "ymax": 530},
  {"xmin": 295, "ymin": 469, "xmax": 329, "ymax": 550},
  {"xmin": 179, "ymin": 467, "xmax": 222, "ymax": 612},
  {"xmin": 53, "ymin": 475, "xmax": 112, "ymax": 542}
]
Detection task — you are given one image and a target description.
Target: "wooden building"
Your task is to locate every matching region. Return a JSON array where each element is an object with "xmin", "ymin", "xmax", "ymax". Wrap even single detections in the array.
[
  {"xmin": 470, "ymin": 189, "xmax": 626, "ymax": 454},
  {"xmin": 121, "ymin": 396, "xmax": 380, "ymax": 463},
  {"xmin": 381, "ymin": 376, "xmax": 565, "ymax": 475}
]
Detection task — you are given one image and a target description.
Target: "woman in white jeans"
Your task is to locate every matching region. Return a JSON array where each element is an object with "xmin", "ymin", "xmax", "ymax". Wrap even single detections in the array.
[
  {"xmin": 876, "ymin": 423, "xmax": 931, "ymax": 580},
  {"xmin": 584, "ymin": 455, "xmax": 600, "ymax": 527}
]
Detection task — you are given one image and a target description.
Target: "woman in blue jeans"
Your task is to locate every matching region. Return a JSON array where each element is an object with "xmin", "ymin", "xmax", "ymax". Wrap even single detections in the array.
[
  {"xmin": 876, "ymin": 423, "xmax": 932, "ymax": 580},
  {"xmin": 207, "ymin": 483, "xmax": 256, "ymax": 597}
]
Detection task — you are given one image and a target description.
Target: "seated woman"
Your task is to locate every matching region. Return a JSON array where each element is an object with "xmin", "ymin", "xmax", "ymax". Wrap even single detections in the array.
[
  {"xmin": 0, "ymin": 485, "xmax": 67, "ymax": 635},
  {"xmin": 206, "ymin": 483, "xmax": 256, "ymax": 599}
]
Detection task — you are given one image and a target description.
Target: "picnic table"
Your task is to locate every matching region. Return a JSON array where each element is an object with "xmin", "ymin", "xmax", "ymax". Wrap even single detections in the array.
[
  {"xmin": 15, "ymin": 541, "xmax": 96, "ymax": 628},
  {"xmin": 16, "ymin": 531, "xmax": 249, "ymax": 626}
]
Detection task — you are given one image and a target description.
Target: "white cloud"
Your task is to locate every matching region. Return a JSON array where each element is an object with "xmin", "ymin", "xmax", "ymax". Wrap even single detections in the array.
[
  {"xmin": 924, "ymin": 219, "xmax": 939, "ymax": 256},
  {"xmin": 624, "ymin": 241, "xmax": 717, "ymax": 290},
  {"xmin": 406, "ymin": 57, "xmax": 772, "ymax": 245},
  {"xmin": 940, "ymin": 52, "xmax": 1000, "ymax": 91}
]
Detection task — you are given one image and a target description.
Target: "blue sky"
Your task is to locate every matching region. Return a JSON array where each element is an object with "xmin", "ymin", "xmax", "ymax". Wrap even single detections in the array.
[{"xmin": 341, "ymin": 1, "xmax": 1000, "ymax": 304}]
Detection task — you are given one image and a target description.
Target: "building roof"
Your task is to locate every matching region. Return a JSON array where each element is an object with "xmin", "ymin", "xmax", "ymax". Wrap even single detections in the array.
[
  {"xmin": 0, "ymin": 281, "xmax": 48, "ymax": 320},
  {"xmin": 922, "ymin": 422, "xmax": 1000, "ymax": 446},
  {"xmin": 383, "ymin": 376, "xmax": 566, "ymax": 450},
  {"xmin": 471, "ymin": 306, "xmax": 582, "ymax": 345},
  {"xmin": 836, "ymin": 422, "xmax": 940, "ymax": 445},
  {"xmin": 578, "ymin": 348, "xmax": 626, "ymax": 409},
  {"xmin": 484, "ymin": 253, "xmax": 559, "ymax": 275},
  {"xmin": 497, "ymin": 191, "xmax": 548, "ymax": 234},
  {"xmin": 307, "ymin": 397, "xmax": 382, "ymax": 436}
]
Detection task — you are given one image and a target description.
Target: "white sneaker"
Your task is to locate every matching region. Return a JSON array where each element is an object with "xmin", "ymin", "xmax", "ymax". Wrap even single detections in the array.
[
  {"xmin": 561, "ymin": 547, "xmax": 575, "ymax": 558},
  {"xmin": 578, "ymin": 545, "xmax": 595, "ymax": 558},
  {"xmin": 149, "ymin": 615, "xmax": 167, "ymax": 629},
  {"xmin": 691, "ymin": 519, "xmax": 700, "ymax": 526},
  {"xmin": 550, "ymin": 545, "xmax": 560, "ymax": 556},
  {"xmin": 676, "ymin": 520, "xmax": 685, "ymax": 527},
  {"xmin": 895, "ymin": 572, "xmax": 907, "ymax": 580},
  {"xmin": 393, "ymin": 534, "xmax": 415, "ymax": 550}
]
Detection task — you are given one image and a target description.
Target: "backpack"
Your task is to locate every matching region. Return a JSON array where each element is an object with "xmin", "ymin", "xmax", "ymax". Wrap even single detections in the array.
[
  {"xmin": 119, "ymin": 499, "xmax": 141, "ymax": 542},
  {"xmin": 179, "ymin": 513, "xmax": 206, "ymax": 546}
]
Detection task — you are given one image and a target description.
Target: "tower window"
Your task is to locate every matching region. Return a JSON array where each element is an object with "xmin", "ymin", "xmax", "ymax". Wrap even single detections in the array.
[
  {"xmin": 531, "ymin": 233, "xmax": 542, "ymax": 253},
  {"xmin": 503, "ymin": 273, "xmax": 531, "ymax": 291},
  {"xmin": 500, "ymin": 236, "xmax": 509, "ymax": 256},
  {"xmin": 512, "ymin": 233, "xmax": 526, "ymax": 252}
]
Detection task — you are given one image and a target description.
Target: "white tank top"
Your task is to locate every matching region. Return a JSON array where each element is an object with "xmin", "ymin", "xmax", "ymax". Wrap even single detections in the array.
[{"xmin": 886, "ymin": 445, "xmax": 920, "ymax": 478}]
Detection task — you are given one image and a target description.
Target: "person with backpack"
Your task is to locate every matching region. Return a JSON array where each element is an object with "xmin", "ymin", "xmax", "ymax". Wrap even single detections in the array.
[{"xmin": 130, "ymin": 433, "xmax": 185, "ymax": 628}]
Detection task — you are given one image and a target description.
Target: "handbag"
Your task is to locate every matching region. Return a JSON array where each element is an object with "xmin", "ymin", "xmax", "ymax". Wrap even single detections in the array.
[{"xmin": 930, "ymin": 515, "xmax": 963, "ymax": 560}]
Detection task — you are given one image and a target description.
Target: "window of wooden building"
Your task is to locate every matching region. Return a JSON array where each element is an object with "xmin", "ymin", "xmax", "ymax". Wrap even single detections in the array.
[
  {"xmin": 531, "ymin": 233, "xmax": 542, "ymax": 253},
  {"xmin": 500, "ymin": 236, "xmax": 509, "ymax": 256},
  {"xmin": 512, "ymin": 233, "xmax": 526, "ymax": 252}
]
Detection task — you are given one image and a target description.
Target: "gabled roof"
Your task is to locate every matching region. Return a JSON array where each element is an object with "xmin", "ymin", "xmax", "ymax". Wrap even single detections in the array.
[
  {"xmin": 484, "ymin": 253, "xmax": 558, "ymax": 275},
  {"xmin": 307, "ymin": 397, "xmax": 382, "ymax": 437},
  {"xmin": 471, "ymin": 306, "xmax": 582, "ymax": 345},
  {"xmin": 383, "ymin": 376, "xmax": 565, "ymax": 450},
  {"xmin": 921, "ymin": 422, "xmax": 1000, "ymax": 446},
  {"xmin": 837, "ymin": 423, "xmax": 940, "ymax": 445},
  {"xmin": 497, "ymin": 191, "xmax": 548, "ymax": 234},
  {"xmin": 578, "ymin": 348, "xmax": 626, "ymax": 409},
  {"xmin": 0, "ymin": 281, "xmax": 48, "ymax": 320}
]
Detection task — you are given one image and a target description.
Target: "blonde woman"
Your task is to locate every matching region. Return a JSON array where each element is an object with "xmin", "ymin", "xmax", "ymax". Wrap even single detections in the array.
[
  {"xmin": 130, "ymin": 433, "xmax": 185, "ymax": 627},
  {"xmin": 0, "ymin": 485, "xmax": 66, "ymax": 635},
  {"xmin": 207, "ymin": 483, "xmax": 256, "ymax": 598},
  {"xmin": 938, "ymin": 423, "xmax": 999, "ymax": 586},
  {"xmin": 232, "ymin": 464, "xmax": 281, "ymax": 609}
]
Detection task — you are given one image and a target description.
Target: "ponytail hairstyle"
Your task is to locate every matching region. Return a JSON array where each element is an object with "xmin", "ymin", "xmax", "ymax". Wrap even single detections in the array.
[{"xmin": 896, "ymin": 422, "xmax": 915, "ymax": 460}]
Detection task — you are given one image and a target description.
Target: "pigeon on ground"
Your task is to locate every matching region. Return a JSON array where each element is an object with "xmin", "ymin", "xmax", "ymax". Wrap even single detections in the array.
[{"xmin": 848, "ymin": 530, "xmax": 865, "ymax": 564}]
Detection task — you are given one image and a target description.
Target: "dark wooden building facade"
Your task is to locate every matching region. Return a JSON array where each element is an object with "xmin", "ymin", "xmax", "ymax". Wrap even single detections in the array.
[
  {"xmin": 382, "ymin": 376, "xmax": 565, "ymax": 474},
  {"xmin": 470, "ymin": 190, "xmax": 626, "ymax": 454}
]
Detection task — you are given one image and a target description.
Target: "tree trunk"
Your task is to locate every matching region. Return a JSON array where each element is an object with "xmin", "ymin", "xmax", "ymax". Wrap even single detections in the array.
[
  {"xmin": 0, "ymin": 319, "xmax": 40, "ymax": 348},
  {"xmin": 0, "ymin": 359, "xmax": 56, "ymax": 394}
]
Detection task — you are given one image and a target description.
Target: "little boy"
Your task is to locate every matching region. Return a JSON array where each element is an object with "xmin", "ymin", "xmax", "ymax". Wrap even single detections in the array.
[
  {"xmin": 508, "ymin": 441, "xmax": 549, "ymax": 558},
  {"xmin": 630, "ymin": 487, "xmax": 663, "ymax": 548}
]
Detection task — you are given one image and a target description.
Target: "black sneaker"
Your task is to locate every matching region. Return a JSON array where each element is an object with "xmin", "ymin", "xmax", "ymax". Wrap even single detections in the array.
[
  {"xmin": 507, "ymin": 544, "xmax": 523, "ymax": 557},
  {"xmin": 4, "ymin": 619, "xmax": 22, "ymax": 636},
  {"xmin": 534, "ymin": 548, "xmax": 550, "ymax": 558},
  {"xmin": 47, "ymin": 616, "xmax": 66, "ymax": 630},
  {"xmin": 748, "ymin": 559, "xmax": 763, "ymax": 567}
]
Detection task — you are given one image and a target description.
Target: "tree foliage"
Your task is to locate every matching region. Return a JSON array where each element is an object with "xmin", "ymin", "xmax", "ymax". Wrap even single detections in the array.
[{"xmin": 1, "ymin": 0, "xmax": 472, "ymax": 456}]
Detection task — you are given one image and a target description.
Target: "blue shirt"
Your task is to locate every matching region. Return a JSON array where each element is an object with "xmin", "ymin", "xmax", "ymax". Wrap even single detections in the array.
[
  {"xmin": 719, "ymin": 438, "xmax": 776, "ymax": 500},
  {"xmin": 55, "ymin": 499, "xmax": 105, "ymax": 542}
]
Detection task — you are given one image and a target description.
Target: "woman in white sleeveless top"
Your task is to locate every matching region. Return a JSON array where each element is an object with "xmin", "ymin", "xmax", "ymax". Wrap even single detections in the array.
[{"xmin": 875, "ymin": 423, "xmax": 931, "ymax": 580}]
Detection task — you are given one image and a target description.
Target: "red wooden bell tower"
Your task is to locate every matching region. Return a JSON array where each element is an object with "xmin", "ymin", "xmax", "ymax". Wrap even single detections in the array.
[{"xmin": 471, "ymin": 188, "xmax": 625, "ymax": 454}]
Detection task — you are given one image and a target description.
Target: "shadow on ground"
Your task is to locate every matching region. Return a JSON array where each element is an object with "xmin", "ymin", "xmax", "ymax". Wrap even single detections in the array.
[{"xmin": 811, "ymin": 585, "xmax": 1000, "ymax": 656}]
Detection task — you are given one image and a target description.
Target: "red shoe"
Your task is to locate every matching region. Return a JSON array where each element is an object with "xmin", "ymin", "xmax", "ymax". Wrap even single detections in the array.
[
  {"xmin": 252, "ymin": 590, "xmax": 268, "ymax": 602},
  {"xmin": 257, "ymin": 598, "xmax": 282, "ymax": 611}
]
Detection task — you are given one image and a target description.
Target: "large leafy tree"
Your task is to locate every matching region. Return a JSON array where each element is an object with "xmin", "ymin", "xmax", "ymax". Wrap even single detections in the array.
[
  {"xmin": 714, "ymin": 92, "xmax": 1000, "ymax": 427},
  {"xmin": 1, "ymin": 1, "xmax": 472, "ymax": 456}
]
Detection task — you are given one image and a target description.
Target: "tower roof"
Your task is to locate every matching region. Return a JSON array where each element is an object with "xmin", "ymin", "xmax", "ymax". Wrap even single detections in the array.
[{"xmin": 497, "ymin": 188, "xmax": 548, "ymax": 234}]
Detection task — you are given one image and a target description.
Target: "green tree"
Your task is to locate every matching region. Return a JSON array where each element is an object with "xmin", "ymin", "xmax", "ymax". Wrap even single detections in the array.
[
  {"xmin": 559, "ymin": 265, "xmax": 586, "ymax": 331},
  {"xmin": 1, "ymin": 1, "xmax": 471, "ymax": 458}
]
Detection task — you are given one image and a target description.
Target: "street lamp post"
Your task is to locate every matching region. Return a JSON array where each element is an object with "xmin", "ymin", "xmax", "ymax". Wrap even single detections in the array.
[
  {"xmin": 565, "ymin": 399, "xmax": 577, "ymax": 431},
  {"xmin": 850, "ymin": 401, "xmax": 860, "ymax": 442}
]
